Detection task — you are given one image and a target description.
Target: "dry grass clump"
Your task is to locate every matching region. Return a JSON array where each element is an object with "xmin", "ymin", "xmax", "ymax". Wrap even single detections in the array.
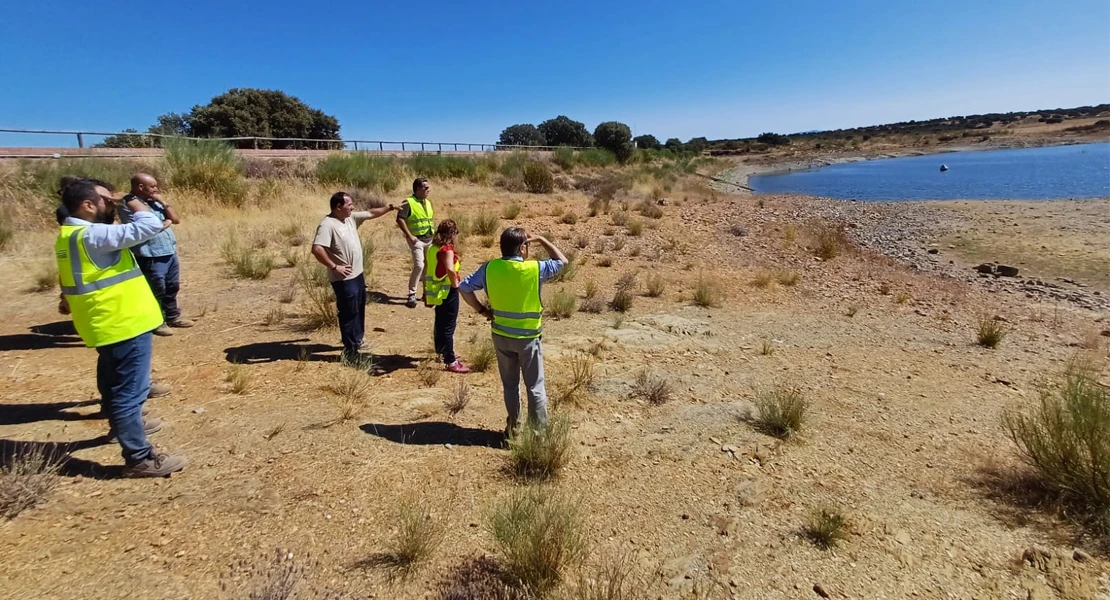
[
  {"xmin": 760, "ymin": 339, "xmax": 775, "ymax": 356},
  {"xmin": 502, "ymin": 203, "xmax": 522, "ymax": 220},
  {"xmin": 754, "ymin": 386, "xmax": 810, "ymax": 439},
  {"xmin": 469, "ymin": 338, "xmax": 496, "ymax": 373},
  {"xmin": 418, "ymin": 358, "xmax": 443, "ymax": 387},
  {"xmin": 644, "ymin": 273, "xmax": 666, "ymax": 297},
  {"xmin": 630, "ymin": 370, "xmax": 672, "ymax": 405},
  {"xmin": 609, "ymin": 288, "xmax": 633, "ymax": 313},
  {"xmin": 328, "ymin": 368, "xmax": 373, "ymax": 405},
  {"xmin": 263, "ymin": 307, "xmax": 285, "ymax": 326},
  {"xmin": 574, "ymin": 235, "xmax": 590, "ymax": 250},
  {"xmin": 561, "ymin": 212, "xmax": 579, "ymax": 225},
  {"xmin": 596, "ymin": 256, "xmax": 613, "ymax": 268},
  {"xmin": 549, "ymin": 251, "xmax": 578, "ymax": 283},
  {"xmin": 221, "ymin": 238, "xmax": 275, "ymax": 280},
  {"xmin": 548, "ymin": 290, "xmax": 577, "ymax": 320},
  {"xmin": 436, "ymin": 556, "xmax": 523, "ymax": 600},
  {"xmin": 693, "ymin": 277, "xmax": 722, "ymax": 308},
  {"xmin": 446, "ymin": 381, "xmax": 471, "ymax": 415},
  {"xmin": 895, "ymin": 291, "xmax": 913, "ymax": 304},
  {"xmin": 507, "ymin": 416, "xmax": 574, "ymax": 481},
  {"xmin": 474, "ymin": 211, "xmax": 500, "ymax": 236},
  {"xmin": 637, "ymin": 200, "xmax": 664, "ymax": 219},
  {"xmin": 609, "ymin": 212, "xmax": 628, "ymax": 227},
  {"xmin": 611, "ymin": 237, "xmax": 625, "ymax": 252},
  {"xmin": 625, "ymin": 219, "xmax": 644, "ymax": 237},
  {"xmin": 28, "ymin": 260, "xmax": 58, "ymax": 293},
  {"xmin": 480, "ymin": 235, "xmax": 496, "ymax": 248},
  {"xmin": 977, "ymin": 316, "xmax": 1008, "ymax": 348},
  {"xmin": 579, "ymin": 295, "xmax": 606, "ymax": 314},
  {"xmin": 812, "ymin": 222, "xmax": 850, "ymax": 260},
  {"xmin": 553, "ymin": 354, "xmax": 595, "ymax": 408},
  {"xmin": 359, "ymin": 499, "xmax": 446, "ymax": 580},
  {"xmin": 777, "ymin": 270, "xmax": 801, "ymax": 286},
  {"xmin": 803, "ymin": 508, "xmax": 850, "ymax": 550},
  {"xmin": 1, "ymin": 444, "xmax": 66, "ymax": 520},
  {"xmin": 488, "ymin": 487, "xmax": 587, "ymax": 593},
  {"xmin": 1002, "ymin": 359, "xmax": 1110, "ymax": 534},
  {"xmin": 226, "ymin": 363, "xmax": 252, "ymax": 395},
  {"xmin": 750, "ymin": 270, "xmax": 777, "ymax": 289}
]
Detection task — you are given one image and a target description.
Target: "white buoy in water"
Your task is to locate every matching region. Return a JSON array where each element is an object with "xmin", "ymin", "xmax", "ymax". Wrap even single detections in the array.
[{"xmin": 939, "ymin": 164, "xmax": 949, "ymax": 172}]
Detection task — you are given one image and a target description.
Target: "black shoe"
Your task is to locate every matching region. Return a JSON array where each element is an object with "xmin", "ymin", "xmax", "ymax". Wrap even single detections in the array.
[{"xmin": 406, "ymin": 294, "xmax": 417, "ymax": 308}]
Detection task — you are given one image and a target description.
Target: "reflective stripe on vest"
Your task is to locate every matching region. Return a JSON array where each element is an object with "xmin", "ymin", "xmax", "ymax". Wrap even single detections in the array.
[
  {"xmin": 56, "ymin": 225, "xmax": 164, "ymax": 348},
  {"xmin": 485, "ymin": 258, "xmax": 543, "ymax": 339},
  {"xmin": 424, "ymin": 244, "xmax": 460, "ymax": 306},
  {"xmin": 404, "ymin": 196, "xmax": 434, "ymax": 237}
]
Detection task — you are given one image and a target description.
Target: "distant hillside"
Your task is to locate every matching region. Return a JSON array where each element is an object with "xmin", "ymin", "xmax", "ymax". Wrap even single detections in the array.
[{"xmin": 708, "ymin": 103, "xmax": 1110, "ymax": 155}]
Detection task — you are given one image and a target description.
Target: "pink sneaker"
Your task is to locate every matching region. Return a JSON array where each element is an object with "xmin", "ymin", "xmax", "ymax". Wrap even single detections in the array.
[{"xmin": 446, "ymin": 360, "xmax": 471, "ymax": 374}]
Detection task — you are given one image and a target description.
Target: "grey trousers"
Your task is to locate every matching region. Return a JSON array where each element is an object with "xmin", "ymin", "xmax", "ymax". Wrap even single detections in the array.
[{"xmin": 492, "ymin": 333, "xmax": 549, "ymax": 431}]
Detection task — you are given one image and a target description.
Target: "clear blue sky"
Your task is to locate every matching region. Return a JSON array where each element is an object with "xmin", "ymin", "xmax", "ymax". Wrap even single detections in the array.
[{"xmin": 1, "ymin": 0, "xmax": 1108, "ymax": 147}]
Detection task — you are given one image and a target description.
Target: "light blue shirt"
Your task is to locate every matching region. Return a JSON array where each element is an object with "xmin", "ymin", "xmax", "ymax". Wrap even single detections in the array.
[
  {"xmin": 459, "ymin": 256, "xmax": 565, "ymax": 294},
  {"xmin": 63, "ymin": 211, "xmax": 164, "ymax": 266},
  {"xmin": 117, "ymin": 195, "xmax": 177, "ymax": 257}
]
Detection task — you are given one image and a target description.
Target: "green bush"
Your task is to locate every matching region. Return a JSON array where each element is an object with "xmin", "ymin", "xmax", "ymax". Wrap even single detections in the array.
[
  {"xmin": 488, "ymin": 486, "xmax": 587, "ymax": 594},
  {"xmin": 316, "ymin": 153, "xmax": 403, "ymax": 193},
  {"xmin": 163, "ymin": 138, "xmax": 248, "ymax": 205},
  {"xmin": 499, "ymin": 151, "xmax": 529, "ymax": 179},
  {"xmin": 576, "ymin": 149, "xmax": 616, "ymax": 168},
  {"xmin": 594, "ymin": 122, "xmax": 635, "ymax": 164},
  {"xmin": 553, "ymin": 146, "xmax": 577, "ymax": 171},
  {"xmin": 507, "ymin": 416, "xmax": 574, "ymax": 480},
  {"xmin": 473, "ymin": 211, "xmax": 500, "ymax": 236},
  {"xmin": 547, "ymin": 290, "xmax": 577, "ymax": 319},
  {"xmin": 406, "ymin": 154, "xmax": 490, "ymax": 183},
  {"xmin": 754, "ymin": 386, "xmax": 810, "ymax": 439},
  {"xmin": 1003, "ymin": 360, "xmax": 1109, "ymax": 532},
  {"xmin": 523, "ymin": 162, "xmax": 554, "ymax": 194}
]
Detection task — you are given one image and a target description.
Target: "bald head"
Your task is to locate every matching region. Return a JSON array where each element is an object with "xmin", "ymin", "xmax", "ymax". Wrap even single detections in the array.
[{"xmin": 130, "ymin": 173, "xmax": 159, "ymax": 199}]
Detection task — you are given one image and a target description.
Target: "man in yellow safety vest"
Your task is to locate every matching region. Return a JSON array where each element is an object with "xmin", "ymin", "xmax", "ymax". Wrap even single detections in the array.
[
  {"xmin": 460, "ymin": 227, "xmax": 567, "ymax": 437},
  {"xmin": 56, "ymin": 180, "xmax": 188, "ymax": 477},
  {"xmin": 396, "ymin": 178, "xmax": 435, "ymax": 308}
]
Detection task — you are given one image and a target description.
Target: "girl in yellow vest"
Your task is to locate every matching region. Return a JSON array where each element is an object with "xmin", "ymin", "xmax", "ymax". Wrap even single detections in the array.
[{"xmin": 425, "ymin": 220, "xmax": 470, "ymax": 373}]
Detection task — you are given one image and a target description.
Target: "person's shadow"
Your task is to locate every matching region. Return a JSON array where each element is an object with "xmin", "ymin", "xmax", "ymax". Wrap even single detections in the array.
[
  {"xmin": 361, "ymin": 421, "xmax": 504, "ymax": 448},
  {"xmin": 0, "ymin": 399, "xmax": 101, "ymax": 426},
  {"xmin": 368, "ymin": 291, "xmax": 408, "ymax": 306},
  {"xmin": 0, "ymin": 437, "xmax": 123, "ymax": 480},
  {"xmin": 224, "ymin": 339, "xmax": 340, "ymax": 364},
  {"xmin": 0, "ymin": 320, "xmax": 83, "ymax": 352}
]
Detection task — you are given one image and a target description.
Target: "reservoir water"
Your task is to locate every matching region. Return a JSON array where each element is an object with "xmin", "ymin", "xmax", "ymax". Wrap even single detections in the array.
[{"xmin": 749, "ymin": 142, "xmax": 1110, "ymax": 201}]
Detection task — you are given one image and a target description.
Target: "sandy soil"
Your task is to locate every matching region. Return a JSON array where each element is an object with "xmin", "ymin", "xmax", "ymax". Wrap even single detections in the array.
[{"xmin": 0, "ymin": 179, "xmax": 1108, "ymax": 599}]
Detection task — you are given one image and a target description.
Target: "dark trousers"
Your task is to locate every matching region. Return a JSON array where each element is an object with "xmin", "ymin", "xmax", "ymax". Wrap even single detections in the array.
[
  {"xmin": 136, "ymin": 254, "xmax": 181, "ymax": 321},
  {"xmin": 331, "ymin": 273, "xmax": 366, "ymax": 357},
  {"xmin": 96, "ymin": 332, "xmax": 154, "ymax": 465},
  {"xmin": 434, "ymin": 287, "xmax": 459, "ymax": 364}
]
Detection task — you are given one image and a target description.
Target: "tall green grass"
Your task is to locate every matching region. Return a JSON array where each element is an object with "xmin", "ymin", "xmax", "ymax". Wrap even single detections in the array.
[
  {"xmin": 576, "ymin": 148, "xmax": 616, "ymax": 168},
  {"xmin": 316, "ymin": 153, "xmax": 404, "ymax": 193},
  {"xmin": 19, "ymin": 157, "xmax": 148, "ymax": 204},
  {"xmin": 407, "ymin": 154, "xmax": 494, "ymax": 183},
  {"xmin": 163, "ymin": 138, "xmax": 248, "ymax": 206},
  {"xmin": 553, "ymin": 147, "xmax": 577, "ymax": 171}
]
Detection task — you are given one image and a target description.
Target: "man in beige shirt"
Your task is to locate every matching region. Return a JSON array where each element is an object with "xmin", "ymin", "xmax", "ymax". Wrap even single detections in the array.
[{"xmin": 312, "ymin": 191, "xmax": 395, "ymax": 361}]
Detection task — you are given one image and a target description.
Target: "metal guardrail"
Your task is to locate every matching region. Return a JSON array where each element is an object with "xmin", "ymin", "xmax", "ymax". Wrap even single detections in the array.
[{"xmin": 0, "ymin": 128, "xmax": 587, "ymax": 153}]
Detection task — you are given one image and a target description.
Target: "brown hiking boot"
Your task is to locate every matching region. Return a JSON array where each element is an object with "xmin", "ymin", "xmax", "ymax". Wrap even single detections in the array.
[
  {"xmin": 107, "ymin": 417, "xmax": 163, "ymax": 442},
  {"xmin": 149, "ymin": 381, "xmax": 172, "ymax": 398},
  {"xmin": 166, "ymin": 318, "xmax": 194, "ymax": 328},
  {"xmin": 153, "ymin": 324, "xmax": 173, "ymax": 336},
  {"xmin": 125, "ymin": 451, "xmax": 188, "ymax": 478}
]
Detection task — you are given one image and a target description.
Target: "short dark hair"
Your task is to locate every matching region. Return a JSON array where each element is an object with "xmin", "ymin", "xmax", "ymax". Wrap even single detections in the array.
[
  {"xmin": 57, "ymin": 176, "xmax": 114, "ymax": 198},
  {"xmin": 499, "ymin": 227, "xmax": 526, "ymax": 257},
  {"xmin": 329, "ymin": 191, "xmax": 349, "ymax": 210},
  {"xmin": 61, "ymin": 181, "xmax": 101, "ymax": 214},
  {"xmin": 413, "ymin": 178, "xmax": 429, "ymax": 194}
]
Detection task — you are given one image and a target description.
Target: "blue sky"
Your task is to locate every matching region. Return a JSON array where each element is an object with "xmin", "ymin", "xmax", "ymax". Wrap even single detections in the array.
[{"xmin": 1, "ymin": 0, "xmax": 1108, "ymax": 147}]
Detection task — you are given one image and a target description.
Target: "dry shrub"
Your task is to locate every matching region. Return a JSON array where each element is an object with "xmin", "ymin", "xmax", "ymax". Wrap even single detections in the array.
[
  {"xmin": 583, "ymin": 280, "xmax": 599, "ymax": 299},
  {"xmin": 750, "ymin": 270, "xmax": 777, "ymax": 289},
  {"xmin": 644, "ymin": 273, "xmax": 666, "ymax": 297},
  {"xmin": 579, "ymin": 296, "xmax": 605, "ymax": 314},
  {"xmin": 437, "ymin": 556, "xmax": 524, "ymax": 600},
  {"xmin": 628, "ymin": 245, "xmax": 641, "ymax": 257},
  {"xmin": 226, "ymin": 363, "xmax": 252, "ymax": 394},
  {"xmin": 263, "ymin": 307, "xmax": 286, "ymax": 326},
  {"xmin": 637, "ymin": 200, "xmax": 663, "ymax": 219},
  {"xmin": 279, "ymin": 283, "xmax": 297, "ymax": 305},
  {"xmin": 222, "ymin": 239, "xmax": 275, "ymax": 280},
  {"xmin": 31, "ymin": 261, "xmax": 57, "ymax": 292},
  {"xmin": 502, "ymin": 203, "xmax": 522, "ymax": 220},
  {"xmin": 553, "ymin": 354, "xmax": 595, "ymax": 408},
  {"xmin": 549, "ymin": 251, "xmax": 578, "ymax": 283},
  {"xmin": 281, "ymin": 246, "xmax": 303, "ymax": 267},
  {"xmin": 474, "ymin": 211, "xmax": 500, "ymax": 236},
  {"xmin": 574, "ymin": 235, "xmax": 590, "ymax": 249},
  {"xmin": 561, "ymin": 212, "xmax": 578, "ymax": 225},
  {"xmin": 480, "ymin": 235, "xmax": 496, "ymax": 248},
  {"xmin": 359, "ymin": 499, "xmax": 445, "ymax": 580},
  {"xmin": 760, "ymin": 339, "xmax": 775, "ymax": 356},
  {"xmin": 631, "ymin": 370, "xmax": 672, "ymax": 405},
  {"xmin": 1002, "ymin": 359, "xmax": 1110, "ymax": 533},
  {"xmin": 609, "ymin": 288, "xmax": 633, "ymax": 313},
  {"xmin": 418, "ymin": 358, "xmax": 443, "ymax": 387},
  {"xmin": 508, "ymin": 416, "xmax": 574, "ymax": 481},
  {"xmin": 625, "ymin": 219, "xmax": 643, "ymax": 237},
  {"xmin": 611, "ymin": 237, "xmax": 625, "ymax": 252},
  {"xmin": 523, "ymin": 162, "xmax": 554, "ymax": 194},
  {"xmin": 571, "ymin": 553, "xmax": 647, "ymax": 600},
  {"xmin": 470, "ymin": 338, "xmax": 496, "ymax": 373},
  {"xmin": 328, "ymin": 368, "xmax": 373, "ymax": 405},
  {"xmin": 977, "ymin": 316, "xmax": 1008, "ymax": 348},
  {"xmin": 776, "ymin": 270, "xmax": 801, "ymax": 286},
  {"xmin": 754, "ymin": 386, "xmax": 810, "ymax": 439},
  {"xmin": 615, "ymin": 272, "xmax": 637, "ymax": 293},
  {"xmin": 488, "ymin": 487, "xmax": 587, "ymax": 592},
  {"xmin": 693, "ymin": 277, "xmax": 721, "ymax": 308},
  {"xmin": 610, "ymin": 212, "xmax": 628, "ymax": 227},
  {"xmin": 596, "ymin": 256, "xmax": 613, "ymax": 268},
  {"xmin": 446, "ymin": 381, "xmax": 471, "ymax": 415},
  {"xmin": 548, "ymin": 290, "xmax": 577, "ymax": 319},
  {"xmin": 1, "ymin": 444, "xmax": 65, "ymax": 520},
  {"xmin": 812, "ymin": 222, "xmax": 850, "ymax": 260},
  {"xmin": 803, "ymin": 508, "xmax": 849, "ymax": 550}
]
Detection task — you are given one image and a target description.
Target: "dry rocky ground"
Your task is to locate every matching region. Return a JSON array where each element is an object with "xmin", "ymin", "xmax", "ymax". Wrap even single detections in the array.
[{"xmin": 0, "ymin": 174, "xmax": 1108, "ymax": 599}]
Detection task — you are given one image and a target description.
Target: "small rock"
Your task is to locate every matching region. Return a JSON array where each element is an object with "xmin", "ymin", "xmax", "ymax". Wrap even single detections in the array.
[
  {"xmin": 1073, "ymin": 549, "xmax": 1093, "ymax": 562},
  {"xmin": 444, "ymin": 443, "xmax": 453, "ymax": 450},
  {"xmin": 926, "ymin": 248, "xmax": 939, "ymax": 254},
  {"xmin": 813, "ymin": 583, "xmax": 831, "ymax": 598},
  {"xmin": 975, "ymin": 263, "xmax": 994, "ymax": 274},
  {"xmin": 996, "ymin": 265, "xmax": 1020, "ymax": 277},
  {"xmin": 192, "ymin": 407, "xmax": 205, "ymax": 415}
]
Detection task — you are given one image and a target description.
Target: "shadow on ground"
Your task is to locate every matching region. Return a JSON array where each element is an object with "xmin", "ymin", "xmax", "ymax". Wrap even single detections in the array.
[
  {"xmin": 0, "ymin": 399, "xmax": 100, "ymax": 426},
  {"xmin": 0, "ymin": 320, "xmax": 82, "ymax": 352},
  {"xmin": 0, "ymin": 437, "xmax": 124, "ymax": 480},
  {"xmin": 224, "ymin": 339, "xmax": 341, "ymax": 364},
  {"xmin": 361, "ymin": 421, "xmax": 504, "ymax": 448}
]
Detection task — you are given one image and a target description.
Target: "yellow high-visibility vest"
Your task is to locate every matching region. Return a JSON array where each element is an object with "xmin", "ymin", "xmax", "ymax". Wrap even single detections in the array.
[
  {"xmin": 485, "ymin": 258, "xmax": 542, "ymax": 339},
  {"xmin": 403, "ymin": 196, "xmax": 434, "ymax": 237},
  {"xmin": 424, "ymin": 244, "xmax": 460, "ymax": 306},
  {"xmin": 55, "ymin": 225, "xmax": 163, "ymax": 347}
]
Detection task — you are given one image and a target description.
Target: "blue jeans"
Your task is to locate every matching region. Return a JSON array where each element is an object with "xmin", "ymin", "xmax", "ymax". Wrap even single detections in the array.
[
  {"xmin": 331, "ymin": 273, "xmax": 366, "ymax": 357},
  {"xmin": 136, "ymin": 254, "xmax": 181, "ymax": 321},
  {"xmin": 96, "ymin": 332, "xmax": 154, "ymax": 465}
]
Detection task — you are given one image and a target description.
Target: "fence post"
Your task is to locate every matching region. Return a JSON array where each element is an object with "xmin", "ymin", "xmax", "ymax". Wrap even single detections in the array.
[
  {"xmin": 454, "ymin": 143, "xmax": 458, "ymax": 151},
  {"xmin": 438, "ymin": 143, "xmax": 442, "ymax": 152},
  {"xmin": 253, "ymin": 138, "xmax": 258, "ymax": 150},
  {"xmin": 76, "ymin": 133, "xmax": 84, "ymax": 148},
  {"xmin": 421, "ymin": 143, "xmax": 425, "ymax": 152},
  {"xmin": 353, "ymin": 141, "xmax": 358, "ymax": 151}
]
